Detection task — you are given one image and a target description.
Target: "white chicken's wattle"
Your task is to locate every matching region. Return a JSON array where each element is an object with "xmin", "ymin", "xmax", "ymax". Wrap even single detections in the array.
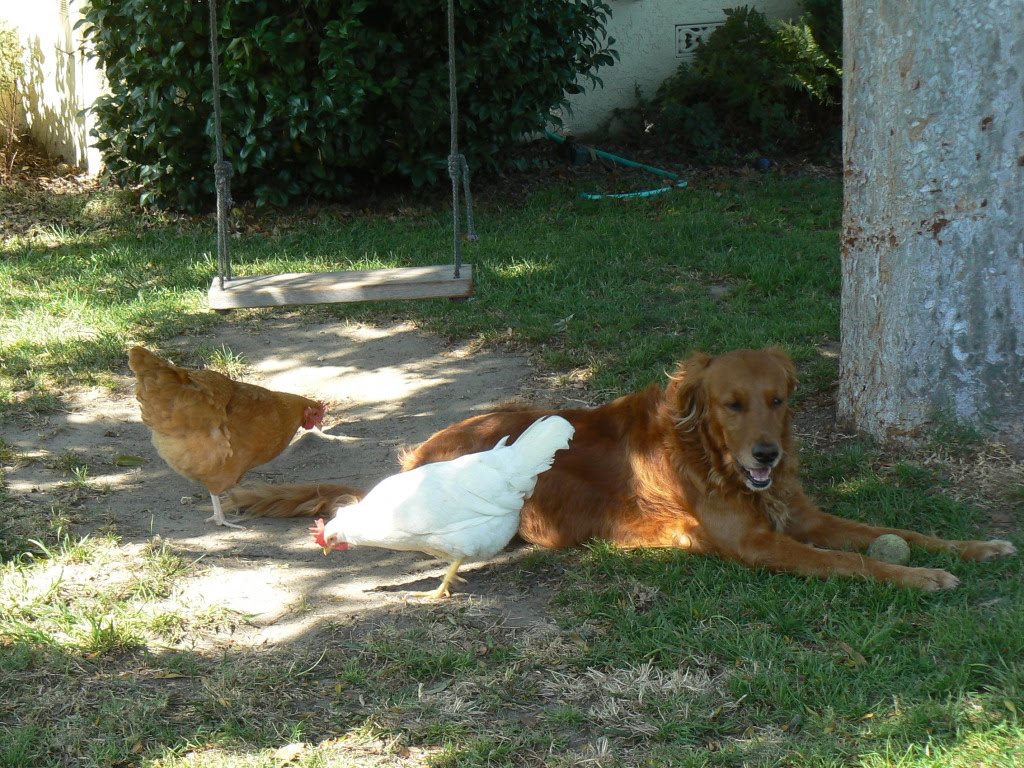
[{"xmin": 320, "ymin": 415, "xmax": 575, "ymax": 598}]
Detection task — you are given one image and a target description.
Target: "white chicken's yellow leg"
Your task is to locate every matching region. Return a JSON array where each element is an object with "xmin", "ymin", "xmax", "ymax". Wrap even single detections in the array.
[
  {"xmin": 206, "ymin": 493, "xmax": 245, "ymax": 530},
  {"xmin": 408, "ymin": 559, "xmax": 466, "ymax": 599}
]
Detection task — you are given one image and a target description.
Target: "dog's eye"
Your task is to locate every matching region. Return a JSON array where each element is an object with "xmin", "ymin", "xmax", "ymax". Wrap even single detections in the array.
[
  {"xmin": 771, "ymin": 397, "xmax": 785, "ymax": 408},
  {"xmin": 726, "ymin": 401, "xmax": 743, "ymax": 412}
]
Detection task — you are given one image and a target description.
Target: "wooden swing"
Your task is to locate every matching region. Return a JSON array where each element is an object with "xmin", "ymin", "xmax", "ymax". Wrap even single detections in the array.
[{"xmin": 206, "ymin": 0, "xmax": 474, "ymax": 311}]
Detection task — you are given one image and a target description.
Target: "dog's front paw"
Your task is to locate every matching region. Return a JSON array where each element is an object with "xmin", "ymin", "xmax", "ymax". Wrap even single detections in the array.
[
  {"xmin": 905, "ymin": 567, "xmax": 960, "ymax": 591},
  {"xmin": 961, "ymin": 539, "xmax": 1017, "ymax": 561}
]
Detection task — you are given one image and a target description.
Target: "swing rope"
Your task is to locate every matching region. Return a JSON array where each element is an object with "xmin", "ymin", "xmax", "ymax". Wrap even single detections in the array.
[
  {"xmin": 207, "ymin": 0, "xmax": 474, "ymax": 287},
  {"xmin": 445, "ymin": 0, "xmax": 477, "ymax": 280},
  {"xmin": 208, "ymin": 0, "xmax": 232, "ymax": 290}
]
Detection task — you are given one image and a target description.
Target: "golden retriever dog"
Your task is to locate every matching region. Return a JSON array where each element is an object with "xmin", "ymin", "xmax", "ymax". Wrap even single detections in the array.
[
  {"xmin": 397, "ymin": 348, "xmax": 1015, "ymax": 590},
  {"xmin": 231, "ymin": 348, "xmax": 1015, "ymax": 590}
]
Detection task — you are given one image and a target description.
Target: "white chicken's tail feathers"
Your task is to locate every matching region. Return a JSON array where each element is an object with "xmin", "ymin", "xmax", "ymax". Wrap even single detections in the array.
[{"xmin": 499, "ymin": 415, "xmax": 574, "ymax": 477}]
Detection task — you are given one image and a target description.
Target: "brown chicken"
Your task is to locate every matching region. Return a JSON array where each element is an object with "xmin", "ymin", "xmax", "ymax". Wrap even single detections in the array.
[{"xmin": 128, "ymin": 346, "xmax": 326, "ymax": 529}]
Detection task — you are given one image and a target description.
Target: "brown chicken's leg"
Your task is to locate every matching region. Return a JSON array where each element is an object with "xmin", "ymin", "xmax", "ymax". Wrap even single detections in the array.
[
  {"xmin": 207, "ymin": 493, "xmax": 245, "ymax": 530},
  {"xmin": 408, "ymin": 559, "xmax": 467, "ymax": 600}
]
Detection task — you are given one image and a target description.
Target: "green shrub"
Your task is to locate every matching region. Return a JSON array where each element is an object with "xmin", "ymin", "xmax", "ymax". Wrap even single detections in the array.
[
  {"xmin": 801, "ymin": 0, "xmax": 843, "ymax": 61},
  {"xmin": 0, "ymin": 21, "xmax": 25, "ymax": 180},
  {"xmin": 643, "ymin": 5, "xmax": 841, "ymax": 158},
  {"xmin": 78, "ymin": 0, "xmax": 615, "ymax": 210}
]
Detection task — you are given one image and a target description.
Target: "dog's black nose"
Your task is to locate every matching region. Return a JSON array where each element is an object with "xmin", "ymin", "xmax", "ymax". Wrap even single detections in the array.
[{"xmin": 752, "ymin": 443, "xmax": 780, "ymax": 465}]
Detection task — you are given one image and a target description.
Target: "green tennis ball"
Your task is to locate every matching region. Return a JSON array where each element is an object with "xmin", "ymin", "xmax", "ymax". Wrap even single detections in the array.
[{"xmin": 867, "ymin": 534, "xmax": 911, "ymax": 565}]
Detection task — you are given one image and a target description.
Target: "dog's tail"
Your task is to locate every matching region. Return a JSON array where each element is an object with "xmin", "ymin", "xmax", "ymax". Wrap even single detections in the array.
[{"xmin": 225, "ymin": 482, "xmax": 364, "ymax": 519}]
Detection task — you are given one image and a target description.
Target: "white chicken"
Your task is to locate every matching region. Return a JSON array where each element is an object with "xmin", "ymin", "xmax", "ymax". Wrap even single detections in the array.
[{"xmin": 310, "ymin": 415, "xmax": 574, "ymax": 598}]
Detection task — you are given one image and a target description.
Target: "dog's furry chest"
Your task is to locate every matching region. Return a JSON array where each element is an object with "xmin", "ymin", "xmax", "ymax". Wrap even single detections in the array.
[
  {"xmin": 698, "ymin": 462, "xmax": 793, "ymax": 531},
  {"xmin": 758, "ymin": 494, "xmax": 792, "ymax": 531}
]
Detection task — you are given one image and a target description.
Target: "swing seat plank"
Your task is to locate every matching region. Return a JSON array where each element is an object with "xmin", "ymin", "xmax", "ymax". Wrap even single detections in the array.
[{"xmin": 208, "ymin": 264, "xmax": 473, "ymax": 310}]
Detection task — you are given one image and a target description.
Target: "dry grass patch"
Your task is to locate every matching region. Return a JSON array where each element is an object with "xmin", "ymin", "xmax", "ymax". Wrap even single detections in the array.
[
  {"xmin": 538, "ymin": 659, "xmax": 726, "ymax": 738},
  {"xmin": 918, "ymin": 441, "xmax": 1024, "ymax": 527}
]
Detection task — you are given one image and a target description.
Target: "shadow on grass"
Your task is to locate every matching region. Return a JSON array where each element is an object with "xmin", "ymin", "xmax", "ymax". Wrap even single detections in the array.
[
  {"xmin": 3, "ymin": 425, "xmax": 1021, "ymax": 767},
  {"xmin": 3, "ymin": 539, "xmax": 1021, "ymax": 767}
]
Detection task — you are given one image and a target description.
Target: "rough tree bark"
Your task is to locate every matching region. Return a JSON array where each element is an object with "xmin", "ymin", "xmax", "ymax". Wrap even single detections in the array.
[{"xmin": 840, "ymin": 0, "xmax": 1024, "ymax": 453}]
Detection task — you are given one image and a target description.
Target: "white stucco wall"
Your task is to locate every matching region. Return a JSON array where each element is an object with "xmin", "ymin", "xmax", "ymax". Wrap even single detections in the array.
[
  {"xmin": 559, "ymin": 0, "xmax": 804, "ymax": 136},
  {"xmin": 1, "ymin": 1, "xmax": 104, "ymax": 173}
]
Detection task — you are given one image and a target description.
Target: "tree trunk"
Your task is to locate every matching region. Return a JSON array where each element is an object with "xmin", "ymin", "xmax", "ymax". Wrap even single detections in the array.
[{"xmin": 839, "ymin": 0, "xmax": 1024, "ymax": 453}]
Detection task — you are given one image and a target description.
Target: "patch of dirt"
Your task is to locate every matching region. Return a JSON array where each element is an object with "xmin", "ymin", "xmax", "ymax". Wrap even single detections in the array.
[
  {"xmin": 1, "ymin": 318, "xmax": 566, "ymax": 647},
  {"xmin": 1, "ymin": 138, "xmax": 98, "ymax": 191}
]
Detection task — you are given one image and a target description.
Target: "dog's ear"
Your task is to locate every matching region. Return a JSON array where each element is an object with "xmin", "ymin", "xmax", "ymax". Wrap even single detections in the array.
[
  {"xmin": 764, "ymin": 346, "xmax": 798, "ymax": 396},
  {"xmin": 666, "ymin": 352, "xmax": 713, "ymax": 430}
]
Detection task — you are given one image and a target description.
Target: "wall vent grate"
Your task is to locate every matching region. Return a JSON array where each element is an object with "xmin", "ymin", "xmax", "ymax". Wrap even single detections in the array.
[{"xmin": 675, "ymin": 21, "xmax": 724, "ymax": 57}]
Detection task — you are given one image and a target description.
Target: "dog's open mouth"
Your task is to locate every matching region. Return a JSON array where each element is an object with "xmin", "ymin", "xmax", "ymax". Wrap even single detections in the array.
[{"xmin": 740, "ymin": 464, "xmax": 773, "ymax": 491}]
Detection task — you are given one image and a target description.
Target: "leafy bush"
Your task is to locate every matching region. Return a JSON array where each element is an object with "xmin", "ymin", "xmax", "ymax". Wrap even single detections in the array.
[
  {"xmin": 78, "ymin": 0, "xmax": 614, "ymax": 210},
  {"xmin": 642, "ymin": 5, "xmax": 841, "ymax": 158},
  {"xmin": 801, "ymin": 0, "xmax": 842, "ymax": 61},
  {"xmin": 0, "ymin": 21, "xmax": 26, "ymax": 180}
]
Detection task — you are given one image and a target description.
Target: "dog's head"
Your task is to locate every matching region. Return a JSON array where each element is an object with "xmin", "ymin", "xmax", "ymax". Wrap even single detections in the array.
[{"xmin": 668, "ymin": 347, "xmax": 797, "ymax": 492}]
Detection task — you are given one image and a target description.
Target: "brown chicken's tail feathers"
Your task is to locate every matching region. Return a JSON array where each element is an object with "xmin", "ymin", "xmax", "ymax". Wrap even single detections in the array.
[{"xmin": 225, "ymin": 482, "xmax": 364, "ymax": 518}]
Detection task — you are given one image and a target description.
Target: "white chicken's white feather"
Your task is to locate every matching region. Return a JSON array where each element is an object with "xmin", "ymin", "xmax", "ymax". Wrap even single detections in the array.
[{"xmin": 322, "ymin": 415, "xmax": 574, "ymax": 563}]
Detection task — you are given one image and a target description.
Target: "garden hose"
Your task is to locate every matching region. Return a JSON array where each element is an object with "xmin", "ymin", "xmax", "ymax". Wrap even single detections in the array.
[{"xmin": 544, "ymin": 129, "xmax": 688, "ymax": 200}]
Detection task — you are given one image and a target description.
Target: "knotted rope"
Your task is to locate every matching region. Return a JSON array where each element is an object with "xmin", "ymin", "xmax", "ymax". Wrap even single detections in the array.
[
  {"xmin": 446, "ymin": 0, "xmax": 477, "ymax": 280},
  {"xmin": 208, "ymin": 0, "xmax": 232, "ymax": 288}
]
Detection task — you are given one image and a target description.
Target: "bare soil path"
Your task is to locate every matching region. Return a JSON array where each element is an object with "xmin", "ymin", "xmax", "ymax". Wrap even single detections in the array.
[{"xmin": 1, "ymin": 317, "xmax": 560, "ymax": 648}]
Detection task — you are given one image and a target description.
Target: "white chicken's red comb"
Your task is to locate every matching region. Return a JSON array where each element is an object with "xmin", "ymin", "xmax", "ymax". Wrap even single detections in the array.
[
  {"xmin": 309, "ymin": 518, "xmax": 329, "ymax": 554},
  {"xmin": 309, "ymin": 517, "xmax": 348, "ymax": 554},
  {"xmin": 309, "ymin": 518, "xmax": 326, "ymax": 544}
]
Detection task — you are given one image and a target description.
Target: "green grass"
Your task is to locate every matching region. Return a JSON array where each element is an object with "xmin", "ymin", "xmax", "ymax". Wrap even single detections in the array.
[
  {"xmin": 1, "ymin": 172, "xmax": 841, "ymax": 407},
  {"xmin": 550, "ymin": 535, "xmax": 1023, "ymax": 765},
  {"xmin": 1, "ymin": 166, "xmax": 1021, "ymax": 767}
]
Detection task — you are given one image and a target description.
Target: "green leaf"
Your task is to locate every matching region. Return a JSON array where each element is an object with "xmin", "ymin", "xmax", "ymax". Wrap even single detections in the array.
[{"xmin": 114, "ymin": 455, "xmax": 148, "ymax": 467}]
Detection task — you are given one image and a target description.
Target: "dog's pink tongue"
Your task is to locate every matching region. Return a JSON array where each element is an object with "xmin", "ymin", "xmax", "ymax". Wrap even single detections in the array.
[{"xmin": 750, "ymin": 467, "xmax": 772, "ymax": 481}]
